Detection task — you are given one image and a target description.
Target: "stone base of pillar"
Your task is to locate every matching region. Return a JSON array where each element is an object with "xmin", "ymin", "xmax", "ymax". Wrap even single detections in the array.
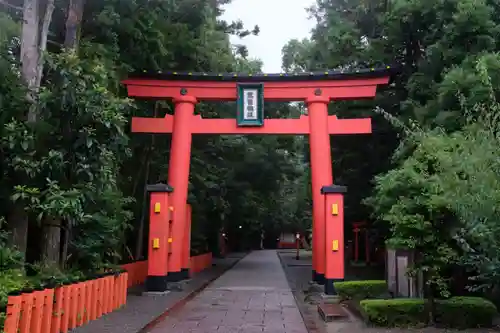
[
  {"xmin": 180, "ymin": 268, "xmax": 190, "ymax": 279},
  {"xmin": 145, "ymin": 275, "xmax": 169, "ymax": 292},
  {"xmin": 313, "ymin": 271, "xmax": 325, "ymax": 285},
  {"xmin": 166, "ymin": 270, "xmax": 185, "ymax": 283},
  {"xmin": 324, "ymin": 278, "xmax": 336, "ymax": 295}
]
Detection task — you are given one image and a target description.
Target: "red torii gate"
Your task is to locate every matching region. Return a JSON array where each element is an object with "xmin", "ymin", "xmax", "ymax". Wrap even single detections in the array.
[{"xmin": 122, "ymin": 67, "xmax": 393, "ymax": 293}]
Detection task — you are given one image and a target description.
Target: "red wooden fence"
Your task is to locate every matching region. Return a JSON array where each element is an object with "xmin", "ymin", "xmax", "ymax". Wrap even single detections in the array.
[
  {"xmin": 3, "ymin": 272, "xmax": 128, "ymax": 333},
  {"xmin": 189, "ymin": 253, "xmax": 212, "ymax": 275},
  {"xmin": 2, "ymin": 253, "xmax": 212, "ymax": 333},
  {"xmin": 120, "ymin": 253, "xmax": 213, "ymax": 287},
  {"xmin": 121, "ymin": 260, "xmax": 148, "ymax": 288}
]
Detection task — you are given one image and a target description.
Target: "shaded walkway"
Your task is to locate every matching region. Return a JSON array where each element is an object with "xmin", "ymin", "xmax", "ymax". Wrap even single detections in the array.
[
  {"xmin": 71, "ymin": 254, "xmax": 246, "ymax": 333},
  {"xmin": 150, "ymin": 250, "xmax": 308, "ymax": 333}
]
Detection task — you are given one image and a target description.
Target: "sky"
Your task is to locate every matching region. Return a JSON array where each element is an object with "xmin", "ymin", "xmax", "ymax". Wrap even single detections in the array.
[{"xmin": 221, "ymin": 0, "xmax": 316, "ymax": 73}]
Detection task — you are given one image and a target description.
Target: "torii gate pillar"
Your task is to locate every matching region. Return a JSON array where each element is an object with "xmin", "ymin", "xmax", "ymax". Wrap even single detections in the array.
[
  {"xmin": 166, "ymin": 96, "xmax": 196, "ymax": 281},
  {"xmin": 307, "ymin": 95, "xmax": 333, "ymax": 283}
]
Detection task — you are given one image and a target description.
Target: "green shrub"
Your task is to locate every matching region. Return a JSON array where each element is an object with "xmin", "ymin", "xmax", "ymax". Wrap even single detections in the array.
[
  {"xmin": 360, "ymin": 297, "xmax": 498, "ymax": 328},
  {"xmin": 360, "ymin": 298, "xmax": 427, "ymax": 327},
  {"xmin": 0, "ymin": 270, "xmax": 29, "ymax": 306},
  {"xmin": 0, "ymin": 269, "xmax": 30, "ymax": 333},
  {"xmin": 335, "ymin": 280, "xmax": 388, "ymax": 300},
  {"xmin": 0, "ymin": 311, "xmax": 5, "ymax": 333},
  {"xmin": 435, "ymin": 296, "xmax": 497, "ymax": 329}
]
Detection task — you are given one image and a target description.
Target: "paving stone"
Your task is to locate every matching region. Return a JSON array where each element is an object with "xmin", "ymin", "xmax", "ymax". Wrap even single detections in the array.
[{"xmin": 149, "ymin": 251, "xmax": 308, "ymax": 333}]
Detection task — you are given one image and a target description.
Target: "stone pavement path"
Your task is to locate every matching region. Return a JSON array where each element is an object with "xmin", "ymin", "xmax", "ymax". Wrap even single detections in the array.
[
  {"xmin": 150, "ymin": 250, "xmax": 308, "ymax": 333},
  {"xmin": 71, "ymin": 254, "xmax": 246, "ymax": 333}
]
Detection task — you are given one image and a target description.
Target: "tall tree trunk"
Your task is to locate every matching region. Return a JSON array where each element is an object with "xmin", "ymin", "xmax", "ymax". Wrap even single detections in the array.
[
  {"xmin": 61, "ymin": 220, "xmax": 71, "ymax": 267},
  {"xmin": 64, "ymin": 0, "xmax": 85, "ymax": 49},
  {"xmin": 8, "ymin": 0, "xmax": 41, "ymax": 256},
  {"xmin": 20, "ymin": 0, "xmax": 40, "ymax": 119},
  {"xmin": 7, "ymin": 206, "xmax": 29, "ymax": 258},
  {"xmin": 9, "ymin": 0, "xmax": 54, "ymax": 256},
  {"xmin": 35, "ymin": 0, "xmax": 56, "ymax": 265},
  {"xmin": 41, "ymin": 217, "xmax": 61, "ymax": 264},
  {"xmin": 34, "ymin": 0, "xmax": 54, "ymax": 90},
  {"xmin": 39, "ymin": 0, "xmax": 82, "ymax": 265}
]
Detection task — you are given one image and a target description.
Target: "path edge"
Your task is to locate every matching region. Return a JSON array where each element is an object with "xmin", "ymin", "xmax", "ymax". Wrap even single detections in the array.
[
  {"xmin": 277, "ymin": 250, "xmax": 327, "ymax": 333},
  {"xmin": 138, "ymin": 253, "xmax": 248, "ymax": 333}
]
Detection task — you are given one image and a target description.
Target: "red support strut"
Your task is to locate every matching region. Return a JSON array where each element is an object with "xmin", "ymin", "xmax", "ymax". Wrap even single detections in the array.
[
  {"xmin": 181, "ymin": 203, "xmax": 192, "ymax": 278},
  {"xmin": 321, "ymin": 185, "xmax": 347, "ymax": 295},
  {"xmin": 145, "ymin": 183, "xmax": 173, "ymax": 292}
]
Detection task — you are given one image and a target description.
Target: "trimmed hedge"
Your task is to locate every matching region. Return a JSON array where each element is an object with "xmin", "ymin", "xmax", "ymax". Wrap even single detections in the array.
[
  {"xmin": 360, "ymin": 298, "xmax": 427, "ymax": 327},
  {"xmin": 335, "ymin": 280, "xmax": 387, "ymax": 300},
  {"xmin": 360, "ymin": 297, "xmax": 497, "ymax": 329},
  {"xmin": 435, "ymin": 296, "xmax": 498, "ymax": 329}
]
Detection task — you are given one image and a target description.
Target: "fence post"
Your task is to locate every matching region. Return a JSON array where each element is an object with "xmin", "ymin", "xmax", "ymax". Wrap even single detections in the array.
[
  {"xmin": 3, "ymin": 294, "xmax": 22, "ymax": 333},
  {"xmin": 69, "ymin": 283, "xmax": 78, "ymax": 329},
  {"xmin": 89, "ymin": 280, "xmax": 97, "ymax": 321},
  {"xmin": 96, "ymin": 277, "xmax": 103, "ymax": 318},
  {"xmin": 122, "ymin": 272, "xmax": 128, "ymax": 306},
  {"xmin": 50, "ymin": 286, "xmax": 64, "ymax": 333},
  {"xmin": 41, "ymin": 289, "xmax": 54, "ymax": 333},
  {"xmin": 29, "ymin": 289, "xmax": 45, "ymax": 333},
  {"xmin": 84, "ymin": 279, "xmax": 92, "ymax": 323},
  {"xmin": 60, "ymin": 284, "xmax": 71, "ymax": 333},
  {"xmin": 106, "ymin": 275, "xmax": 113, "ymax": 313},
  {"xmin": 19, "ymin": 292, "xmax": 34, "ymax": 333},
  {"xmin": 76, "ymin": 281, "xmax": 85, "ymax": 327}
]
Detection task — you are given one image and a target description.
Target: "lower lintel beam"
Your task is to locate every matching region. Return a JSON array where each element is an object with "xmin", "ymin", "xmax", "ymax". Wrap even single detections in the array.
[{"xmin": 130, "ymin": 115, "xmax": 372, "ymax": 135}]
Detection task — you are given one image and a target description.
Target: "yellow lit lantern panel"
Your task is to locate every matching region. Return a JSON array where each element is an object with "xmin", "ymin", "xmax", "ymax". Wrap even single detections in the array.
[
  {"xmin": 331, "ymin": 204, "xmax": 339, "ymax": 216},
  {"xmin": 154, "ymin": 202, "xmax": 161, "ymax": 213},
  {"xmin": 332, "ymin": 240, "xmax": 339, "ymax": 251},
  {"xmin": 167, "ymin": 237, "xmax": 173, "ymax": 243},
  {"xmin": 152, "ymin": 238, "xmax": 160, "ymax": 249}
]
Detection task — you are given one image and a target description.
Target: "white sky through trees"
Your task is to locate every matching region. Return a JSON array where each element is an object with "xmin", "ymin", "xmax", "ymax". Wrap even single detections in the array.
[{"xmin": 221, "ymin": 0, "xmax": 316, "ymax": 73}]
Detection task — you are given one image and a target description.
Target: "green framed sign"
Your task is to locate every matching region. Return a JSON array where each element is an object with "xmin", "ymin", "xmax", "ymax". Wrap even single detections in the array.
[{"xmin": 236, "ymin": 83, "xmax": 264, "ymax": 127}]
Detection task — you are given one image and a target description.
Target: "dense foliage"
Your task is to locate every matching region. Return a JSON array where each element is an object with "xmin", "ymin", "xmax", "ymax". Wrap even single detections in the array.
[{"xmin": 2, "ymin": 0, "xmax": 500, "ymax": 328}]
